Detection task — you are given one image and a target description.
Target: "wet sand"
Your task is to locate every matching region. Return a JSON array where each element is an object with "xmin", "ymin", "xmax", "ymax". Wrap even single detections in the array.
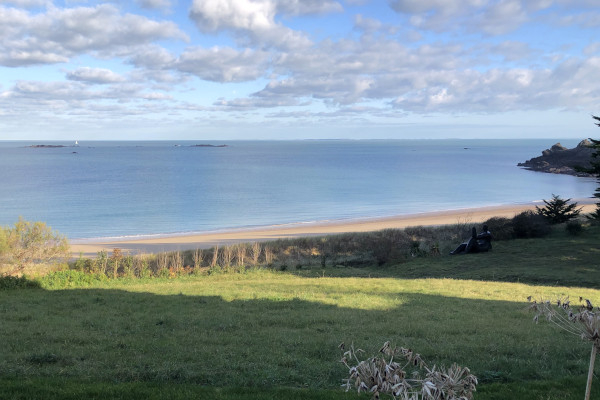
[{"xmin": 70, "ymin": 200, "xmax": 597, "ymax": 258}]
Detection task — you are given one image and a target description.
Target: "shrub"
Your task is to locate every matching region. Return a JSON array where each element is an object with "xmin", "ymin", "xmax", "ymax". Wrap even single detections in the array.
[
  {"xmin": 0, "ymin": 218, "xmax": 70, "ymax": 276},
  {"xmin": 133, "ymin": 254, "xmax": 152, "ymax": 278},
  {"xmin": 483, "ymin": 216, "xmax": 514, "ymax": 240},
  {"xmin": 566, "ymin": 220, "xmax": 584, "ymax": 236},
  {"xmin": 369, "ymin": 229, "xmax": 410, "ymax": 265},
  {"xmin": 512, "ymin": 211, "xmax": 551, "ymax": 238}
]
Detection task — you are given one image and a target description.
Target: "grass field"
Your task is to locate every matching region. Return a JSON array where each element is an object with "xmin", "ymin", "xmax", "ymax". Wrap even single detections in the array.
[{"xmin": 1, "ymin": 225, "xmax": 600, "ymax": 399}]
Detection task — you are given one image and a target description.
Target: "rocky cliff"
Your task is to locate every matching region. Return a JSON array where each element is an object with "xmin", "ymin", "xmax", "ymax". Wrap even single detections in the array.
[{"xmin": 517, "ymin": 140, "xmax": 594, "ymax": 176}]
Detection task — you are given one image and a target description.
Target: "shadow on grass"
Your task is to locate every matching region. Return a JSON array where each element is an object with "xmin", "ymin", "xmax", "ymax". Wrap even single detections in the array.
[
  {"xmin": 0, "ymin": 275, "xmax": 42, "ymax": 290},
  {"xmin": 1, "ymin": 284, "xmax": 598, "ymax": 399},
  {"xmin": 1, "ymin": 376, "xmax": 593, "ymax": 400}
]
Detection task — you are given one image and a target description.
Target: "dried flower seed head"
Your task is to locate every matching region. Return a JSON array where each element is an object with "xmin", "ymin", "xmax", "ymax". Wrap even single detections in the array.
[
  {"xmin": 341, "ymin": 341, "xmax": 477, "ymax": 400},
  {"xmin": 586, "ymin": 299, "xmax": 594, "ymax": 311},
  {"xmin": 379, "ymin": 341, "xmax": 390, "ymax": 354}
]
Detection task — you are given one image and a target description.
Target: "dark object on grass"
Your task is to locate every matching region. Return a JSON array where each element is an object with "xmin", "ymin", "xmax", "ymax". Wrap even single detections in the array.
[
  {"xmin": 450, "ymin": 225, "xmax": 492, "ymax": 255},
  {"xmin": 476, "ymin": 224, "xmax": 493, "ymax": 251}
]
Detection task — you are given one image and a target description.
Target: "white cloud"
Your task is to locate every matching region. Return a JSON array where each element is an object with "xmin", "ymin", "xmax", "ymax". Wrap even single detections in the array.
[
  {"xmin": 0, "ymin": 4, "xmax": 188, "ymax": 67},
  {"xmin": 584, "ymin": 42, "xmax": 600, "ymax": 55},
  {"xmin": 176, "ymin": 46, "xmax": 269, "ymax": 82},
  {"xmin": 214, "ymin": 96, "xmax": 299, "ymax": 109},
  {"xmin": 188, "ymin": 0, "xmax": 317, "ymax": 49},
  {"xmin": 66, "ymin": 67, "xmax": 125, "ymax": 84},
  {"xmin": 204, "ymin": 31, "xmax": 599, "ymax": 114},
  {"xmin": 488, "ymin": 40, "xmax": 536, "ymax": 62},
  {"xmin": 389, "ymin": 0, "xmax": 556, "ymax": 35},
  {"xmin": 190, "ymin": 0, "xmax": 275, "ymax": 32},
  {"xmin": 476, "ymin": 0, "xmax": 529, "ymax": 35},
  {"xmin": 1, "ymin": 0, "xmax": 49, "ymax": 7},
  {"xmin": 127, "ymin": 45, "xmax": 177, "ymax": 69},
  {"xmin": 0, "ymin": 50, "xmax": 68, "ymax": 67},
  {"xmin": 557, "ymin": 11, "xmax": 600, "ymax": 28},
  {"xmin": 142, "ymin": 92, "xmax": 173, "ymax": 100}
]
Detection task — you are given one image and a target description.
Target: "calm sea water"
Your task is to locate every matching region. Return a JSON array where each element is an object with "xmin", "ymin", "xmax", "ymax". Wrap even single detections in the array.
[{"xmin": 0, "ymin": 140, "xmax": 597, "ymax": 240}]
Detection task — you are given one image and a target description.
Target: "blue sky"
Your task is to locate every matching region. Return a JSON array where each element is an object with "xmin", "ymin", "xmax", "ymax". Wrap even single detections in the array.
[{"xmin": 1, "ymin": 0, "xmax": 600, "ymax": 140}]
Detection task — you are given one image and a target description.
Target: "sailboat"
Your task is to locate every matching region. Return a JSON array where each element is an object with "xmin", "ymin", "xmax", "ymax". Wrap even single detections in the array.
[{"xmin": 74, "ymin": 140, "xmax": 79, "ymax": 146}]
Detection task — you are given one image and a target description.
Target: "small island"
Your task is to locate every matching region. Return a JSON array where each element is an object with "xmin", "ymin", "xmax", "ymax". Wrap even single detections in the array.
[
  {"xmin": 190, "ymin": 144, "xmax": 228, "ymax": 148},
  {"xmin": 518, "ymin": 140, "xmax": 594, "ymax": 177}
]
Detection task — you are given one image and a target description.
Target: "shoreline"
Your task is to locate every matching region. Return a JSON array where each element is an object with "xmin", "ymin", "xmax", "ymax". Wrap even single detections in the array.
[{"xmin": 69, "ymin": 199, "xmax": 597, "ymax": 258}]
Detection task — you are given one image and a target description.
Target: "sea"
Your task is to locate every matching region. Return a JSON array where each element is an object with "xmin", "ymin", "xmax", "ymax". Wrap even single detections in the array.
[{"xmin": 0, "ymin": 139, "xmax": 597, "ymax": 241}]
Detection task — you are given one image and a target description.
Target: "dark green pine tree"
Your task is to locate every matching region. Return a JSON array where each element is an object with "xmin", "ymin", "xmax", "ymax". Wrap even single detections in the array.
[{"xmin": 536, "ymin": 194, "xmax": 582, "ymax": 224}]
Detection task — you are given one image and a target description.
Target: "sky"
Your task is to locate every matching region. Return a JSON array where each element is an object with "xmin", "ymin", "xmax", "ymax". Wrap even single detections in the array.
[{"xmin": 1, "ymin": 0, "xmax": 600, "ymax": 140}]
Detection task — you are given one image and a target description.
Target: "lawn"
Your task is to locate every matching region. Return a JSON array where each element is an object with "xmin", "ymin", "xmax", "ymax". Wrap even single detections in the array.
[{"xmin": 1, "ymin": 226, "xmax": 599, "ymax": 399}]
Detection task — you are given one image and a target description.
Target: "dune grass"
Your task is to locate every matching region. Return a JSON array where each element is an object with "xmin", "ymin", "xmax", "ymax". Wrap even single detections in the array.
[{"xmin": 1, "ymin": 226, "xmax": 600, "ymax": 399}]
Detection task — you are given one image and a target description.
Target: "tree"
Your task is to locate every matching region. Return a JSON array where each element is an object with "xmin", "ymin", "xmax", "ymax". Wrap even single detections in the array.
[
  {"xmin": 577, "ymin": 115, "xmax": 600, "ymax": 220},
  {"xmin": 0, "ymin": 218, "xmax": 70, "ymax": 276},
  {"xmin": 535, "ymin": 194, "xmax": 582, "ymax": 224}
]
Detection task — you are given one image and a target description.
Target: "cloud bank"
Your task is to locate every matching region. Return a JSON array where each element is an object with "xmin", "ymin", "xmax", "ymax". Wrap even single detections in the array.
[{"xmin": 1, "ymin": 0, "xmax": 599, "ymax": 138}]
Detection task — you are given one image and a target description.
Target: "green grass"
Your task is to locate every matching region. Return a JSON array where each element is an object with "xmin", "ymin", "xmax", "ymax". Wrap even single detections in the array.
[{"xmin": 1, "ymin": 226, "xmax": 600, "ymax": 399}]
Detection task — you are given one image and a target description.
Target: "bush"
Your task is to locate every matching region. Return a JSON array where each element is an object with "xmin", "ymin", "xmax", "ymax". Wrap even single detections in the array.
[
  {"xmin": 0, "ymin": 218, "xmax": 70, "ymax": 275},
  {"xmin": 566, "ymin": 220, "xmax": 584, "ymax": 236},
  {"xmin": 369, "ymin": 229, "xmax": 410, "ymax": 265},
  {"xmin": 512, "ymin": 211, "xmax": 551, "ymax": 238},
  {"xmin": 483, "ymin": 217, "xmax": 514, "ymax": 240}
]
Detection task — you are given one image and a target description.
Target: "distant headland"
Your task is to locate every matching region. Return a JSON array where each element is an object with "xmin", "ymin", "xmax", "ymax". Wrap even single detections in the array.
[{"xmin": 518, "ymin": 140, "xmax": 594, "ymax": 176}]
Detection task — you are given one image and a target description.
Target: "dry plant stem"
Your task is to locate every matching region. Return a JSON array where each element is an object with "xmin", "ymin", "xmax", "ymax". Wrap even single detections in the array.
[
  {"xmin": 210, "ymin": 245, "xmax": 219, "ymax": 268},
  {"xmin": 251, "ymin": 242, "xmax": 261, "ymax": 266},
  {"xmin": 193, "ymin": 249, "xmax": 203, "ymax": 269},
  {"xmin": 585, "ymin": 345, "xmax": 597, "ymax": 400},
  {"xmin": 529, "ymin": 297, "xmax": 600, "ymax": 400}
]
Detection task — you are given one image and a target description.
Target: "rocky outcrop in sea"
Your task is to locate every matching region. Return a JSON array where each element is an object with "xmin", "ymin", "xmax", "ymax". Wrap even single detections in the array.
[{"xmin": 517, "ymin": 140, "xmax": 594, "ymax": 176}]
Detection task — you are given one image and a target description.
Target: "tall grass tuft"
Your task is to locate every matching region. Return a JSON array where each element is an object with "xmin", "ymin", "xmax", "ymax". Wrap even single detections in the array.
[
  {"xmin": 235, "ymin": 244, "xmax": 246, "ymax": 267},
  {"xmin": 110, "ymin": 248, "xmax": 123, "ymax": 279},
  {"xmin": 156, "ymin": 252, "xmax": 169, "ymax": 276},
  {"xmin": 193, "ymin": 249, "xmax": 204, "ymax": 270},
  {"xmin": 251, "ymin": 242, "xmax": 261, "ymax": 266},
  {"xmin": 221, "ymin": 245, "xmax": 234, "ymax": 269},
  {"xmin": 210, "ymin": 245, "xmax": 219, "ymax": 269}
]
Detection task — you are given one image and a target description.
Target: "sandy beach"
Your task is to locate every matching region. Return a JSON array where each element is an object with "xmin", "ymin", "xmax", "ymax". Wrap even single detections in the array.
[{"xmin": 70, "ymin": 200, "xmax": 597, "ymax": 258}]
